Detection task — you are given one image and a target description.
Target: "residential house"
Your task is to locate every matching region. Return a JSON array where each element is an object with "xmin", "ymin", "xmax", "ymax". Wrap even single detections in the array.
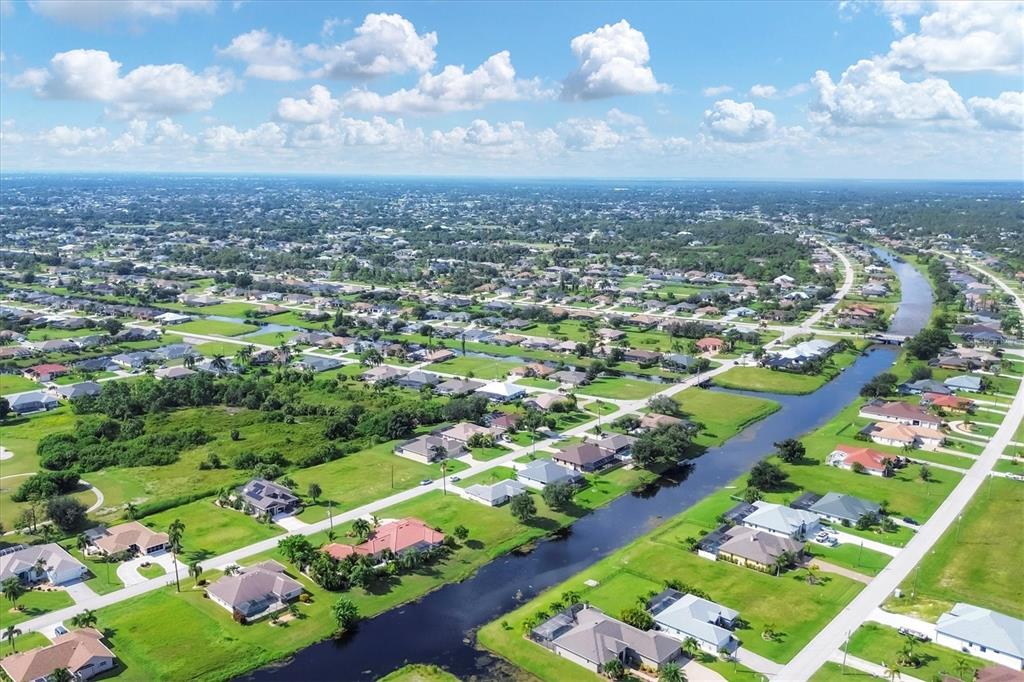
[
  {"xmin": 439, "ymin": 422, "xmax": 495, "ymax": 445},
  {"xmin": 742, "ymin": 501, "xmax": 820, "ymax": 539},
  {"xmin": 859, "ymin": 401, "xmax": 943, "ymax": 429},
  {"xmin": 475, "ymin": 381, "xmax": 526, "ymax": 402},
  {"xmin": 9, "ymin": 391, "xmax": 60, "ymax": 414},
  {"xmin": 696, "ymin": 337, "xmax": 725, "ymax": 354},
  {"xmin": 550, "ymin": 370, "xmax": 588, "ymax": 387},
  {"xmin": 935, "ymin": 604, "xmax": 1023, "ymax": 670},
  {"xmin": 0, "ymin": 628, "xmax": 115, "ymax": 682},
  {"xmin": 899, "ymin": 379, "xmax": 952, "ymax": 396},
  {"xmin": 293, "ymin": 355, "xmax": 342, "ymax": 373},
  {"xmin": 394, "ymin": 434, "xmax": 466, "ymax": 464},
  {"xmin": 0, "ymin": 544, "xmax": 86, "ymax": 585},
  {"xmin": 361, "ymin": 365, "xmax": 407, "ymax": 384},
  {"xmin": 826, "ymin": 444, "xmax": 893, "ymax": 476},
  {"xmin": 434, "ymin": 377, "xmax": 484, "ymax": 396},
  {"xmin": 207, "ymin": 560, "xmax": 304, "ymax": 622},
  {"xmin": 648, "ymin": 589, "xmax": 740, "ymax": 655},
  {"xmin": 662, "ymin": 353, "xmax": 698, "ymax": 372},
  {"xmin": 523, "ymin": 393, "xmax": 570, "ymax": 412},
  {"xmin": 85, "ymin": 522, "xmax": 169, "ymax": 556},
  {"xmin": 638, "ymin": 413, "xmax": 684, "ymax": 431},
  {"xmin": 397, "ymin": 370, "xmax": 441, "ymax": 390},
  {"xmin": 552, "ymin": 442, "xmax": 616, "ymax": 473},
  {"xmin": 465, "ymin": 479, "xmax": 527, "ymax": 507},
  {"xmin": 595, "ymin": 433, "xmax": 637, "ymax": 460},
  {"xmin": 517, "ymin": 459, "xmax": 583, "ymax": 490},
  {"xmin": 424, "ymin": 348, "xmax": 456, "ymax": 363},
  {"xmin": 860, "ymin": 422, "xmax": 944, "ymax": 450},
  {"xmin": 945, "ymin": 375, "xmax": 983, "ymax": 393},
  {"xmin": 532, "ymin": 605, "xmax": 683, "ymax": 673},
  {"xmin": 922, "ymin": 392, "xmax": 975, "ymax": 413},
  {"xmin": 52, "ymin": 381, "xmax": 102, "ymax": 400},
  {"xmin": 808, "ymin": 492, "xmax": 881, "ymax": 526},
  {"xmin": 323, "ymin": 518, "xmax": 444, "ymax": 561},
  {"xmin": 155, "ymin": 366, "xmax": 196, "ymax": 380},
  {"xmin": 717, "ymin": 526, "xmax": 805, "ymax": 573},
  {"xmin": 234, "ymin": 479, "xmax": 301, "ymax": 517},
  {"xmin": 22, "ymin": 363, "xmax": 69, "ymax": 382}
]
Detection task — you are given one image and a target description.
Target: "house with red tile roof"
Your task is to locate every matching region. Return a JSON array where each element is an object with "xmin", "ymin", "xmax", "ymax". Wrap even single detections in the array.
[
  {"xmin": 22, "ymin": 363, "xmax": 69, "ymax": 382},
  {"xmin": 696, "ymin": 337, "xmax": 725, "ymax": 354},
  {"xmin": 323, "ymin": 518, "xmax": 445, "ymax": 561},
  {"xmin": 0, "ymin": 628, "xmax": 115, "ymax": 682},
  {"xmin": 826, "ymin": 444, "xmax": 894, "ymax": 477},
  {"xmin": 859, "ymin": 400, "xmax": 942, "ymax": 430},
  {"xmin": 921, "ymin": 393, "xmax": 975, "ymax": 413}
]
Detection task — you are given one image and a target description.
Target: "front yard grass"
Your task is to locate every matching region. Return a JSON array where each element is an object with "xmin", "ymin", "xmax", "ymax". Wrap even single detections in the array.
[
  {"xmin": 0, "ymin": 374, "xmax": 42, "ymax": 395},
  {"xmin": 674, "ymin": 388, "xmax": 780, "ymax": 447},
  {"xmin": 885, "ymin": 476, "xmax": 1023, "ymax": 621},
  {"xmin": 429, "ymin": 355, "xmax": 518, "ymax": 380},
  {"xmin": 0, "ymin": 409, "xmax": 76, "ymax": 475},
  {"xmin": 846, "ymin": 623, "xmax": 990, "ymax": 681},
  {"xmin": 142, "ymin": 498, "xmax": 284, "ymax": 562},
  {"xmin": 172, "ymin": 319, "xmax": 259, "ymax": 337},
  {"xmin": 379, "ymin": 664, "xmax": 459, "ymax": 682},
  {"xmin": 3, "ymin": 588, "xmax": 75, "ymax": 626},
  {"xmin": 577, "ymin": 376, "xmax": 663, "ymax": 400},
  {"xmin": 714, "ymin": 366, "xmax": 826, "ymax": 395}
]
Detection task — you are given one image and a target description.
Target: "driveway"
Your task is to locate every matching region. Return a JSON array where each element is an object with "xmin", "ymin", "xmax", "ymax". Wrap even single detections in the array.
[
  {"xmin": 116, "ymin": 552, "xmax": 181, "ymax": 587},
  {"xmin": 273, "ymin": 513, "xmax": 309, "ymax": 532},
  {"xmin": 831, "ymin": 530, "xmax": 902, "ymax": 557},
  {"xmin": 63, "ymin": 579, "xmax": 99, "ymax": 604},
  {"xmin": 868, "ymin": 608, "xmax": 937, "ymax": 640}
]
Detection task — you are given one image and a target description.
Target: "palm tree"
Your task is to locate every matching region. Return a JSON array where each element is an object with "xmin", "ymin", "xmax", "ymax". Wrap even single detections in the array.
[
  {"xmin": 71, "ymin": 608, "xmax": 97, "ymax": 628},
  {"xmin": 804, "ymin": 565, "xmax": 820, "ymax": 585},
  {"xmin": 682, "ymin": 637, "xmax": 700, "ymax": 659},
  {"xmin": 953, "ymin": 656, "xmax": 973, "ymax": 682},
  {"xmin": 307, "ymin": 483, "xmax": 322, "ymax": 505},
  {"xmin": 883, "ymin": 662, "xmax": 902, "ymax": 681},
  {"xmin": 210, "ymin": 354, "xmax": 228, "ymax": 373},
  {"xmin": 183, "ymin": 354, "xmax": 196, "ymax": 370},
  {"xmin": 189, "ymin": 561, "xmax": 203, "ymax": 583},
  {"xmin": 50, "ymin": 668, "xmax": 73, "ymax": 682},
  {"xmin": 659, "ymin": 661, "xmax": 686, "ymax": 682},
  {"xmin": 331, "ymin": 597, "xmax": 359, "ymax": 635},
  {"xmin": 167, "ymin": 518, "xmax": 185, "ymax": 592},
  {"xmin": 4, "ymin": 625, "xmax": 21, "ymax": 652},
  {"xmin": 75, "ymin": 533, "xmax": 91, "ymax": 553},
  {"xmin": 602, "ymin": 658, "xmax": 625, "ymax": 680},
  {"xmin": 351, "ymin": 518, "xmax": 372, "ymax": 541},
  {"xmin": 124, "ymin": 502, "xmax": 139, "ymax": 520}
]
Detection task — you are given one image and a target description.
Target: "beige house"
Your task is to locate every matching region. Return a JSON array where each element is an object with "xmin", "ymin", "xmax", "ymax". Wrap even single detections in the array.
[
  {"xmin": 1, "ymin": 629, "xmax": 115, "ymax": 682},
  {"xmin": 85, "ymin": 522, "xmax": 169, "ymax": 557}
]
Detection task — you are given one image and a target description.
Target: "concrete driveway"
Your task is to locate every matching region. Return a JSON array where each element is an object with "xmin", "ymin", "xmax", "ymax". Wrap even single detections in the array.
[
  {"xmin": 116, "ymin": 552, "xmax": 181, "ymax": 587},
  {"xmin": 62, "ymin": 579, "xmax": 99, "ymax": 604},
  {"xmin": 273, "ymin": 513, "xmax": 309, "ymax": 532}
]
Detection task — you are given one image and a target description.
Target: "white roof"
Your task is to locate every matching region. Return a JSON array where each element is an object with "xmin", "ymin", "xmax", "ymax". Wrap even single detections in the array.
[{"xmin": 476, "ymin": 381, "xmax": 525, "ymax": 398}]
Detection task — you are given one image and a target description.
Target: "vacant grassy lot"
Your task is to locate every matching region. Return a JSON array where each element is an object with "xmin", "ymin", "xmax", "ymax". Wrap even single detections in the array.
[
  {"xmin": 172, "ymin": 319, "xmax": 259, "ymax": 337},
  {"xmin": 0, "ymin": 374, "xmax": 41, "ymax": 395},
  {"xmin": 3, "ymin": 588, "xmax": 74, "ymax": 626},
  {"xmin": 847, "ymin": 623, "xmax": 989, "ymax": 680},
  {"xmin": 142, "ymin": 498, "xmax": 284, "ymax": 562},
  {"xmin": 429, "ymin": 355, "xmax": 518, "ymax": 380},
  {"xmin": 240, "ymin": 330, "xmax": 299, "ymax": 346},
  {"xmin": 192, "ymin": 340, "xmax": 247, "ymax": 357},
  {"xmin": 0, "ymin": 409, "xmax": 76, "ymax": 475},
  {"xmin": 674, "ymin": 388, "xmax": 780, "ymax": 447},
  {"xmin": 380, "ymin": 665, "xmax": 458, "ymax": 682},
  {"xmin": 577, "ymin": 376, "xmax": 663, "ymax": 400},
  {"xmin": 714, "ymin": 366, "xmax": 826, "ymax": 394},
  {"xmin": 886, "ymin": 476, "xmax": 1023, "ymax": 621}
]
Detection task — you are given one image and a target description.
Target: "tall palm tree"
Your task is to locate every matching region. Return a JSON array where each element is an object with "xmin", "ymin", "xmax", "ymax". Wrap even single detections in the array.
[
  {"xmin": 71, "ymin": 608, "xmax": 97, "ymax": 628},
  {"xmin": 429, "ymin": 445, "xmax": 449, "ymax": 495},
  {"xmin": 2, "ymin": 578, "xmax": 25, "ymax": 610},
  {"xmin": 183, "ymin": 354, "xmax": 196, "ymax": 370},
  {"xmin": 189, "ymin": 561, "xmax": 203, "ymax": 583},
  {"xmin": 76, "ymin": 533, "xmax": 91, "ymax": 552},
  {"xmin": 883, "ymin": 662, "xmax": 902, "ymax": 682},
  {"xmin": 4, "ymin": 625, "xmax": 21, "ymax": 652},
  {"xmin": 210, "ymin": 354, "xmax": 228, "ymax": 373},
  {"xmin": 124, "ymin": 502, "xmax": 138, "ymax": 520},
  {"xmin": 167, "ymin": 518, "xmax": 185, "ymax": 592},
  {"xmin": 682, "ymin": 637, "xmax": 700, "ymax": 659},
  {"xmin": 351, "ymin": 518, "xmax": 372, "ymax": 541}
]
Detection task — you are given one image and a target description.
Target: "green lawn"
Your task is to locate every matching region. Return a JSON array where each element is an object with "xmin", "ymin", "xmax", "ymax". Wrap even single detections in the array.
[
  {"xmin": 807, "ymin": 542, "xmax": 891, "ymax": 577},
  {"xmin": 24, "ymin": 327, "xmax": 99, "ymax": 341},
  {"xmin": 429, "ymin": 355, "xmax": 518, "ymax": 380},
  {"xmin": 468, "ymin": 445, "xmax": 512, "ymax": 461},
  {"xmin": 166, "ymin": 302, "xmax": 261, "ymax": 318},
  {"xmin": 577, "ymin": 376, "xmax": 663, "ymax": 400},
  {"xmin": 515, "ymin": 376, "xmax": 559, "ymax": 389},
  {"xmin": 240, "ymin": 330, "xmax": 299, "ymax": 346},
  {"xmin": 714, "ymin": 366, "xmax": 826, "ymax": 395},
  {"xmin": 885, "ymin": 476, "xmax": 1023, "ymax": 621},
  {"xmin": 674, "ymin": 388, "xmax": 780, "ymax": 447},
  {"xmin": 3, "ymin": 588, "xmax": 75, "ymax": 626},
  {"xmin": 4, "ymin": 631, "xmax": 52, "ymax": 655},
  {"xmin": 192, "ymin": 340, "xmax": 247, "ymax": 357},
  {"xmin": 0, "ymin": 374, "xmax": 41, "ymax": 395},
  {"xmin": 142, "ymin": 499, "xmax": 284, "ymax": 562},
  {"xmin": 290, "ymin": 440, "xmax": 470, "ymax": 523},
  {"xmin": 65, "ymin": 546, "xmax": 125, "ymax": 595},
  {"xmin": 847, "ymin": 623, "xmax": 990, "ymax": 681},
  {"xmin": 582, "ymin": 400, "xmax": 618, "ymax": 416},
  {"xmin": 0, "ymin": 409, "xmax": 76, "ymax": 475},
  {"xmin": 172, "ymin": 319, "xmax": 260, "ymax": 337},
  {"xmin": 809, "ymin": 661, "xmax": 876, "ymax": 681},
  {"xmin": 138, "ymin": 563, "xmax": 166, "ymax": 579},
  {"xmin": 455, "ymin": 466, "xmax": 518, "ymax": 489}
]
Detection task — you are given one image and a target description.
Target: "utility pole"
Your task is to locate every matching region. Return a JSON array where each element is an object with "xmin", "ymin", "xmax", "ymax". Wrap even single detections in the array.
[
  {"xmin": 328, "ymin": 500, "xmax": 334, "ymax": 533},
  {"xmin": 857, "ymin": 541, "xmax": 863, "ymax": 568},
  {"xmin": 842, "ymin": 630, "xmax": 850, "ymax": 674}
]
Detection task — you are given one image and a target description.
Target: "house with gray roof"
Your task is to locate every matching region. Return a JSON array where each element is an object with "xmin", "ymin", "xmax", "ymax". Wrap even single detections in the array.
[
  {"xmin": 234, "ymin": 479, "xmax": 301, "ymax": 517},
  {"xmin": 464, "ymin": 479, "xmax": 526, "ymax": 507},
  {"xmin": 936, "ymin": 603, "xmax": 1024, "ymax": 670},
  {"xmin": 716, "ymin": 526, "xmax": 804, "ymax": 574},
  {"xmin": 52, "ymin": 381, "xmax": 102, "ymax": 401},
  {"xmin": 517, "ymin": 459, "xmax": 583, "ymax": 490},
  {"xmin": 207, "ymin": 560, "xmax": 303, "ymax": 623},
  {"xmin": 394, "ymin": 435, "xmax": 467, "ymax": 464},
  {"xmin": 742, "ymin": 501, "xmax": 820, "ymax": 539},
  {"xmin": 808, "ymin": 492, "xmax": 880, "ymax": 526},
  {"xmin": 0, "ymin": 544, "xmax": 86, "ymax": 586},
  {"xmin": 534, "ymin": 605, "xmax": 683, "ymax": 673},
  {"xmin": 648, "ymin": 589, "xmax": 740, "ymax": 655},
  {"xmin": 434, "ymin": 377, "xmax": 484, "ymax": 396},
  {"xmin": 944, "ymin": 374, "xmax": 983, "ymax": 393},
  {"xmin": 9, "ymin": 391, "xmax": 59, "ymax": 414}
]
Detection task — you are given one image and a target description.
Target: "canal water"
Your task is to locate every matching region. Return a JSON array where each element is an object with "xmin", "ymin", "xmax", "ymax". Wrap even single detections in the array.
[{"xmin": 242, "ymin": 252, "xmax": 932, "ymax": 681}]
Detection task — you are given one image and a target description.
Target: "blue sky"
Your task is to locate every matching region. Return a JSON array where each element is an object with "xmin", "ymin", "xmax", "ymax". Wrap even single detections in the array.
[{"xmin": 1, "ymin": 0, "xmax": 1021, "ymax": 178}]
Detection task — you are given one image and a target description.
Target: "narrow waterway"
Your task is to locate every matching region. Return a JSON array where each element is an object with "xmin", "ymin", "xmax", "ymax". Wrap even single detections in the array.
[{"xmin": 242, "ymin": 251, "xmax": 932, "ymax": 681}]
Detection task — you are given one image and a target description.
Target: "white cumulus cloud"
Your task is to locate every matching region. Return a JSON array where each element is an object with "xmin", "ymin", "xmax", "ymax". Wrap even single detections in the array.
[
  {"xmin": 306, "ymin": 13, "xmax": 437, "ymax": 79},
  {"xmin": 562, "ymin": 20, "xmax": 667, "ymax": 100},
  {"xmin": 13, "ymin": 49, "xmax": 235, "ymax": 117},
  {"xmin": 218, "ymin": 29, "xmax": 304, "ymax": 81},
  {"xmin": 341, "ymin": 50, "xmax": 545, "ymax": 113},
  {"xmin": 969, "ymin": 91, "xmax": 1024, "ymax": 130},
  {"xmin": 811, "ymin": 58, "xmax": 969, "ymax": 127},
  {"xmin": 702, "ymin": 99, "xmax": 777, "ymax": 142},
  {"xmin": 748, "ymin": 84, "xmax": 779, "ymax": 99},
  {"xmin": 277, "ymin": 85, "xmax": 340, "ymax": 123}
]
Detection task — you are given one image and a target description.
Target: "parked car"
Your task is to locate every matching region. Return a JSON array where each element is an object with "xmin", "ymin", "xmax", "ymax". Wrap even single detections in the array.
[
  {"xmin": 54, "ymin": 625, "xmax": 68, "ymax": 636},
  {"xmin": 449, "ymin": 475, "xmax": 461, "ymax": 483},
  {"xmin": 419, "ymin": 479, "xmax": 432, "ymax": 486},
  {"xmin": 902, "ymin": 516, "xmax": 919, "ymax": 525}
]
